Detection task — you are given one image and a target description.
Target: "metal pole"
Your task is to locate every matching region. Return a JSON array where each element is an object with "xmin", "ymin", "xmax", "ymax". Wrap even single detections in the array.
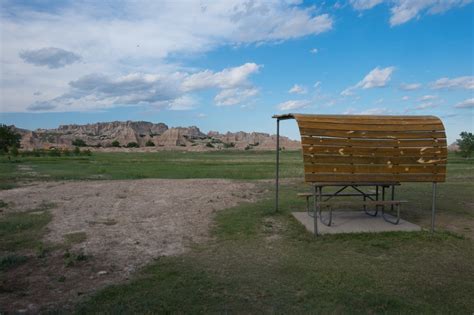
[
  {"xmin": 431, "ymin": 182, "xmax": 437, "ymax": 233},
  {"xmin": 313, "ymin": 185, "xmax": 319, "ymax": 237},
  {"xmin": 275, "ymin": 119, "xmax": 280, "ymax": 212},
  {"xmin": 391, "ymin": 185, "xmax": 395, "ymax": 212}
]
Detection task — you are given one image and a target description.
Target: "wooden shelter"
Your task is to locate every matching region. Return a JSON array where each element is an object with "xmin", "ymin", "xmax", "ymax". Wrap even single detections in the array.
[{"xmin": 273, "ymin": 113, "xmax": 447, "ymax": 235}]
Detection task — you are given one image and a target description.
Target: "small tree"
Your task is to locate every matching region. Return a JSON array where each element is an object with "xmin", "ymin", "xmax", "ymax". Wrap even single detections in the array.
[
  {"xmin": 0, "ymin": 124, "xmax": 21, "ymax": 154},
  {"xmin": 73, "ymin": 146, "xmax": 81, "ymax": 155},
  {"xmin": 71, "ymin": 139, "xmax": 87, "ymax": 147},
  {"xmin": 111, "ymin": 140, "xmax": 121, "ymax": 147},
  {"xmin": 145, "ymin": 140, "xmax": 155, "ymax": 147},
  {"xmin": 456, "ymin": 131, "xmax": 474, "ymax": 158}
]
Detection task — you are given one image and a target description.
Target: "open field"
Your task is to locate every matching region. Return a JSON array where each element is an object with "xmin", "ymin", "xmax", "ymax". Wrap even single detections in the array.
[
  {"xmin": 0, "ymin": 151, "xmax": 303, "ymax": 184},
  {"xmin": 1, "ymin": 151, "xmax": 473, "ymax": 313}
]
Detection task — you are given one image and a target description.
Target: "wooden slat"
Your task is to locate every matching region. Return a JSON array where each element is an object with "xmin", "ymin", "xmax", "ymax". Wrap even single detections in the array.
[
  {"xmin": 304, "ymin": 173, "xmax": 446, "ymax": 182},
  {"xmin": 298, "ymin": 128, "xmax": 446, "ymax": 139},
  {"xmin": 318, "ymin": 200, "xmax": 408, "ymax": 206},
  {"xmin": 297, "ymin": 121, "xmax": 444, "ymax": 132},
  {"xmin": 288, "ymin": 114, "xmax": 448, "ymax": 183},
  {"xmin": 304, "ymin": 164, "xmax": 446, "ymax": 174},
  {"xmin": 293, "ymin": 114, "xmax": 436, "ymax": 120},
  {"xmin": 294, "ymin": 115, "xmax": 441, "ymax": 125},
  {"xmin": 303, "ymin": 154, "xmax": 447, "ymax": 165},
  {"xmin": 301, "ymin": 137, "xmax": 447, "ymax": 148},
  {"xmin": 303, "ymin": 146, "xmax": 447, "ymax": 157}
]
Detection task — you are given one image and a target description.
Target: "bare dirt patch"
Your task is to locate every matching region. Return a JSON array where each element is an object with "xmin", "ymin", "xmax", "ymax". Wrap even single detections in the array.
[{"xmin": 0, "ymin": 179, "xmax": 266, "ymax": 312}]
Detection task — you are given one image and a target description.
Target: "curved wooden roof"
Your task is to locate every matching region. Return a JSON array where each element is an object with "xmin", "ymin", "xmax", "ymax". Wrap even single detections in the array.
[{"xmin": 281, "ymin": 114, "xmax": 447, "ymax": 183}]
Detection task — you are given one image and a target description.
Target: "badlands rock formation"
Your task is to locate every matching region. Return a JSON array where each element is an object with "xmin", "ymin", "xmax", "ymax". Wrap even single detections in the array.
[{"xmin": 13, "ymin": 121, "xmax": 300, "ymax": 151}]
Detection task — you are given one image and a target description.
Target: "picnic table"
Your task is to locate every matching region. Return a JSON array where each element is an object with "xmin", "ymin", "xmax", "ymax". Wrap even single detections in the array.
[{"xmin": 272, "ymin": 114, "xmax": 447, "ymax": 236}]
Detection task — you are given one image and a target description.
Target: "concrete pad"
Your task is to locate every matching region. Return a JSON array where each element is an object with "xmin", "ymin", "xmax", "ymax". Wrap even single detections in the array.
[{"xmin": 292, "ymin": 211, "xmax": 421, "ymax": 235}]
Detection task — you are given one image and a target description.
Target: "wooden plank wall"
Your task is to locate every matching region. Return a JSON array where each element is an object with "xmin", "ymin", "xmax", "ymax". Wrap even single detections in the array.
[{"xmin": 293, "ymin": 114, "xmax": 447, "ymax": 183}]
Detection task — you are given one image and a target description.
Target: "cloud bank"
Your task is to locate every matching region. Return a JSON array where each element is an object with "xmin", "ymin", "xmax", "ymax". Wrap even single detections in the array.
[{"xmin": 1, "ymin": 0, "xmax": 333, "ymax": 113}]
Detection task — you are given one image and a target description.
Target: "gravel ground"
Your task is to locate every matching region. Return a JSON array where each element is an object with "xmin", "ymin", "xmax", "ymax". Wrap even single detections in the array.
[{"xmin": 0, "ymin": 179, "xmax": 266, "ymax": 312}]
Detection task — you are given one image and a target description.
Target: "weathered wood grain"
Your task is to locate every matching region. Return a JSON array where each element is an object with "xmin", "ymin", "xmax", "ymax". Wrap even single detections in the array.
[
  {"xmin": 304, "ymin": 173, "xmax": 446, "ymax": 182},
  {"xmin": 289, "ymin": 114, "xmax": 448, "ymax": 182}
]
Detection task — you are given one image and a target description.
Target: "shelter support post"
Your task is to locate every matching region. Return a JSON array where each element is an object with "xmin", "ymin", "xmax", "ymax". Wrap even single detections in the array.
[
  {"xmin": 431, "ymin": 182, "xmax": 437, "ymax": 233},
  {"xmin": 313, "ymin": 185, "xmax": 319, "ymax": 237},
  {"xmin": 275, "ymin": 118, "xmax": 280, "ymax": 212}
]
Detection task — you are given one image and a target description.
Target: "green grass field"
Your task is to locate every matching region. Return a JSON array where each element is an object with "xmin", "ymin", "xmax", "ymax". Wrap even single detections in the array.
[
  {"xmin": 0, "ymin": 151, "xmax": 303, "ymax": 184},
  {"xmin": 1, "ymin": 151, "xmax": 473, "ymax": 313}
]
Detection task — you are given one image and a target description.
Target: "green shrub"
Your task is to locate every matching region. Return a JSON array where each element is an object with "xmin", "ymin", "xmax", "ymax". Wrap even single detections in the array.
[
  {"xmin": 223, "ymin": 142, "xmax": 235, "ymax": 148},
  {"xmin": 145, "ymin": 140, "xmax": 155, "ymax": 147},
  {"xmin": 71, "ymin": 139, "xmax": 87, "ymax": 147},
  {"xmin": 0, "ymin": 254, "xmax": 28, "ymax": 271},
  {"xmin": 126, "ymin": 142, "xmax": 139, "ymax": 148},
  {"xmin": 111, "ymin": 140, "xmax": 121, "ymax": 147},
  {"xmin": 49, "ymin": 148, "xmax": 61, "ymax": 156},
  {"xmin": 63, "ymin": 148, "xmax": 71, "ymax": 156},
  {"xmin": 73, "ymin": 146, "xmax": 81, "ymax": 155},
  {"xmin": 206, "ymin": 142, "xmax": 214, "ymax": 148},
  {"xmin": 82, "ymin": 149, "xmax": 92, "ymax": 156}
]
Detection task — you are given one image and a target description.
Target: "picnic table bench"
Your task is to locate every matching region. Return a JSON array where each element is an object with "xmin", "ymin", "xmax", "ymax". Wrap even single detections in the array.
[{"xmin": 273, "ymin": 114, "xmax": 447, "ymax": 236}]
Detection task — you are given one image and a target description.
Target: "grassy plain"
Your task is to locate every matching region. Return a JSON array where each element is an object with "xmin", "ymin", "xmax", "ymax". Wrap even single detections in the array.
[
  {"xmin": 1, "ymin": 151, "xmax": 473, "ymax": 313},
  {"xmin": 0, "ymin": 150, "xmax": 303, "ymax": 183}
]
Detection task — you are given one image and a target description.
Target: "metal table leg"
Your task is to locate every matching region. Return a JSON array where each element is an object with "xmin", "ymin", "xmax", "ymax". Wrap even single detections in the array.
[{"xmin": 319, "ymin": 186, "xmax": 332, "ymax": 226}]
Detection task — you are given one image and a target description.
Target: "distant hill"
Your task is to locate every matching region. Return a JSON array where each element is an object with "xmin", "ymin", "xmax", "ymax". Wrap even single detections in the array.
[{"xmin": 13, "ymin": 121, "xmax": 300, "ymax": 151}]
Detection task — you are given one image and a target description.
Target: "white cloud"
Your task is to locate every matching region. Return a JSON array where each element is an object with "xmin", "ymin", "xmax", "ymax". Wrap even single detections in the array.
[
  {"xmin": 455, "ymin": 98, "xmax": 474, "ymax": 108},
  {"xmin": 313, "ymin": 81, "xmax": 321, "ymax": 88},
  {"xmin": 390, "ymin": 0, "xmax": 472, "ymax": 26},
  {"xmin": 20, "ymin": 62, "xmax": 261, "ymax": 112},
  {"xmin": 358, "ymin": 66, "xmax": 395, "ymax": 89},
  {"xmin": 418, "ymin": 95, "xmax": 438, "ymax": 101},
  {"xmin": 341, "ymin": 87, "xmax": 356, "ymax": 96},
  {"xmin": 0, "ymin": 1, "xmax": 333, "ymax": 113},
  {"xmin": 359, "ymin": 107, "xmax": 392, "ymax": 115},
  {"xmin": 402, "ymin": 96, "xmax": 410, "ymax": 101},
  {"xmin": 167, "ymin": 95, "xmax": 198, "ymax": 111},
  {"xmin": 414, "ymin": 102, "xmax": 437, "ymax": 110},
  {"xmin": 350, "ymin": 0, "xmax": 472, "ymax": 26},
  {"xmin": 343, "ymin": 107, "xmax": 392, "ymax": 115},
  {"xmin": 214, "ymin": 87, "xmax": 259, "ymax": 106},
  {"xmin": 310, "ymin": 48, "xmax": 319, "ymax": 54},
  {"xmin": 19, "ymin": 47, "xmax": 81, "ymax": 69},
  {"xmin": 400, "ymin": 82, "xmax": 421, "ymax": 90},
  {"xmin": 288, "ymin": 84, "xmax": 307, "ymax": 94},
  {"xmin": 341, "ymin": 66, "xmax": 395, "ymax": 96},
  {"xmin": 431, "ymin": 76, "xmax": 474, "ymax": 90},
  {"xmin": 350, "ymin": 0, "xmax": 383, "ymax": 10},
  {"xmin": 277, "ymin": 100, "xmax": 309, "ymax": 111},
  {"xmin": 374, "ymin": 98, "xmax": 384, "ymax": 104},
  {"xmin": 182, "ymin": 63, "xmax": 261, "ymax": 91}
]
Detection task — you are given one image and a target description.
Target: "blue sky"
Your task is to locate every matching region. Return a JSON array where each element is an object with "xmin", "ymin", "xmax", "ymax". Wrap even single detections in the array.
[{"xmin": 0, "ymin": 0, "xmax": 473, "ymax": 142}]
